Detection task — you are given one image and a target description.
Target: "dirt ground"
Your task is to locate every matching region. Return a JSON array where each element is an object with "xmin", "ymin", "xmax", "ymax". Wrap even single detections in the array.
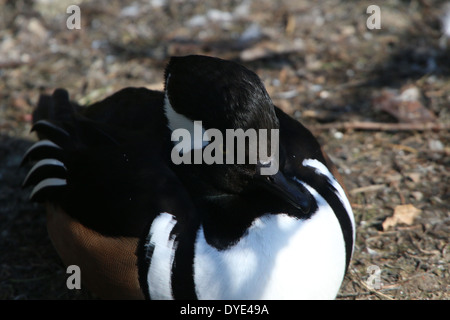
[{"xmin": 0, "ymin": 0, "xmax": 448, "ymax": 300}]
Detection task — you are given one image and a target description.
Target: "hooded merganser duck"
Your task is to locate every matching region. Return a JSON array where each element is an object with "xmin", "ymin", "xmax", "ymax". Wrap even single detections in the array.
[
  {"xmin": 138, "ymin": 55, "xmax": 355, "ymax": 299},
  {"xmin": 22, "ymin": 55, "xmax": 354, "ymax": 300}
]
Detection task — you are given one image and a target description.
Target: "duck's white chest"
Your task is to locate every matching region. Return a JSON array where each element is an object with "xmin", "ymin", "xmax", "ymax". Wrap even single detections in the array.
[{"xmin": 193, "ymin": 196, "xmax": 347, "ymax": 300}]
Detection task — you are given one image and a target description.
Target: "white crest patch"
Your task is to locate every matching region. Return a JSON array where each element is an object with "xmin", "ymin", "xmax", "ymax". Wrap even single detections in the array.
[{"xmin": 164, "ymin": 93, "xmax": 209, "ymax": 153}]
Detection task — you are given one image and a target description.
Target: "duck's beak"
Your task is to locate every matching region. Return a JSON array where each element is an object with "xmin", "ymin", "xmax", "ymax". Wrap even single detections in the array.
[{"xmin": 259, "ymin": 171, "xmax": 311, "ymax": 214}]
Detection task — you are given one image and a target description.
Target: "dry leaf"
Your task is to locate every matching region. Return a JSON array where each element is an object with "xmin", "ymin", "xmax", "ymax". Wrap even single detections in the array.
[
  {"xmin": 372, "ymin": 86, "xmax": 437, "ymax": 124},
  {"xmin": 382, "ymin": 204, "xmax": 421, "ymax": 231}
]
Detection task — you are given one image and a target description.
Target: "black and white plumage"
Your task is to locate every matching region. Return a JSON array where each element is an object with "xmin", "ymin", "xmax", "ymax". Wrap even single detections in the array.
[
  {"xmin": 23, "ymin": 55, "xmax": 355, "ymax": 300},
  {"xmin": 138, "ymin": 55, "xmax": 355, "ymax": 299},
  {"xmin": 22, "ymin": 87, "xmax": 196, "ymax": 238}
]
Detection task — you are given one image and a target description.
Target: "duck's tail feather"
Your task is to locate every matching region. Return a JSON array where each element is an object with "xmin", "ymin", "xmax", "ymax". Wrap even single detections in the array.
[
  {"xmin": 22, "ymin": 89, "xmax": 78, "ymax": 202},
  {"xmin": 22, "ymin": 120, "xmax": 71, "ymax": 201},
  {"xmin": 32, "ymin": 88, "xmax": 80, "ymax": 125}
]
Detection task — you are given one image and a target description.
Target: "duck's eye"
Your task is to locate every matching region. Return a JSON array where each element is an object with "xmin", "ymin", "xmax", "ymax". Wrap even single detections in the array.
[{"xmin": 266, "ymin": 175, "xmax": 274, "ymax": 183}]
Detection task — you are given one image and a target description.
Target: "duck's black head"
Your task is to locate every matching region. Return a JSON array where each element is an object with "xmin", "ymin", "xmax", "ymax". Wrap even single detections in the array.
[
  {"xmin": 163, "ymin": 55, "xmax": 311, "ymax": 217},
  {"xmin": 164, "ymin": 55, "xmax": 278, "ymax": 132}
]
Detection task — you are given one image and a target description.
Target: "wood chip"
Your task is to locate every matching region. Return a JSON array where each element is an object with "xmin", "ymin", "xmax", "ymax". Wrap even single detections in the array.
[
  {"xmin": 382, "ymin": 204, "xmax": 421, "ymax": 231},
  {"xmin": 372, "ymin": 86, "xmax": 437, "ymax": 124}
]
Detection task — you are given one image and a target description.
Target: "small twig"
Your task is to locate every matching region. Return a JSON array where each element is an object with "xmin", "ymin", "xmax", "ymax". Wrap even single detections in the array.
[
  {"xmin": 387, "ymin": 143, "xmax": 419, "ymax": 154},
  {"xmin": 311, "ymin": 121, "xmax": 450, "ymax": 132},
  {"xmin": 350, "ymin": 184, "xmax": 386, "ymax": 195},
  {"xmin": 337, "ymin": 291, "xmax": 372, "ymax": 298},
  {"xmin": 351, "ymin": 203, "xmax": 377, "ymax": 209},
  {"xmin": 358, "ymin": 280, "xmax": 395, "ymax": 300}
]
